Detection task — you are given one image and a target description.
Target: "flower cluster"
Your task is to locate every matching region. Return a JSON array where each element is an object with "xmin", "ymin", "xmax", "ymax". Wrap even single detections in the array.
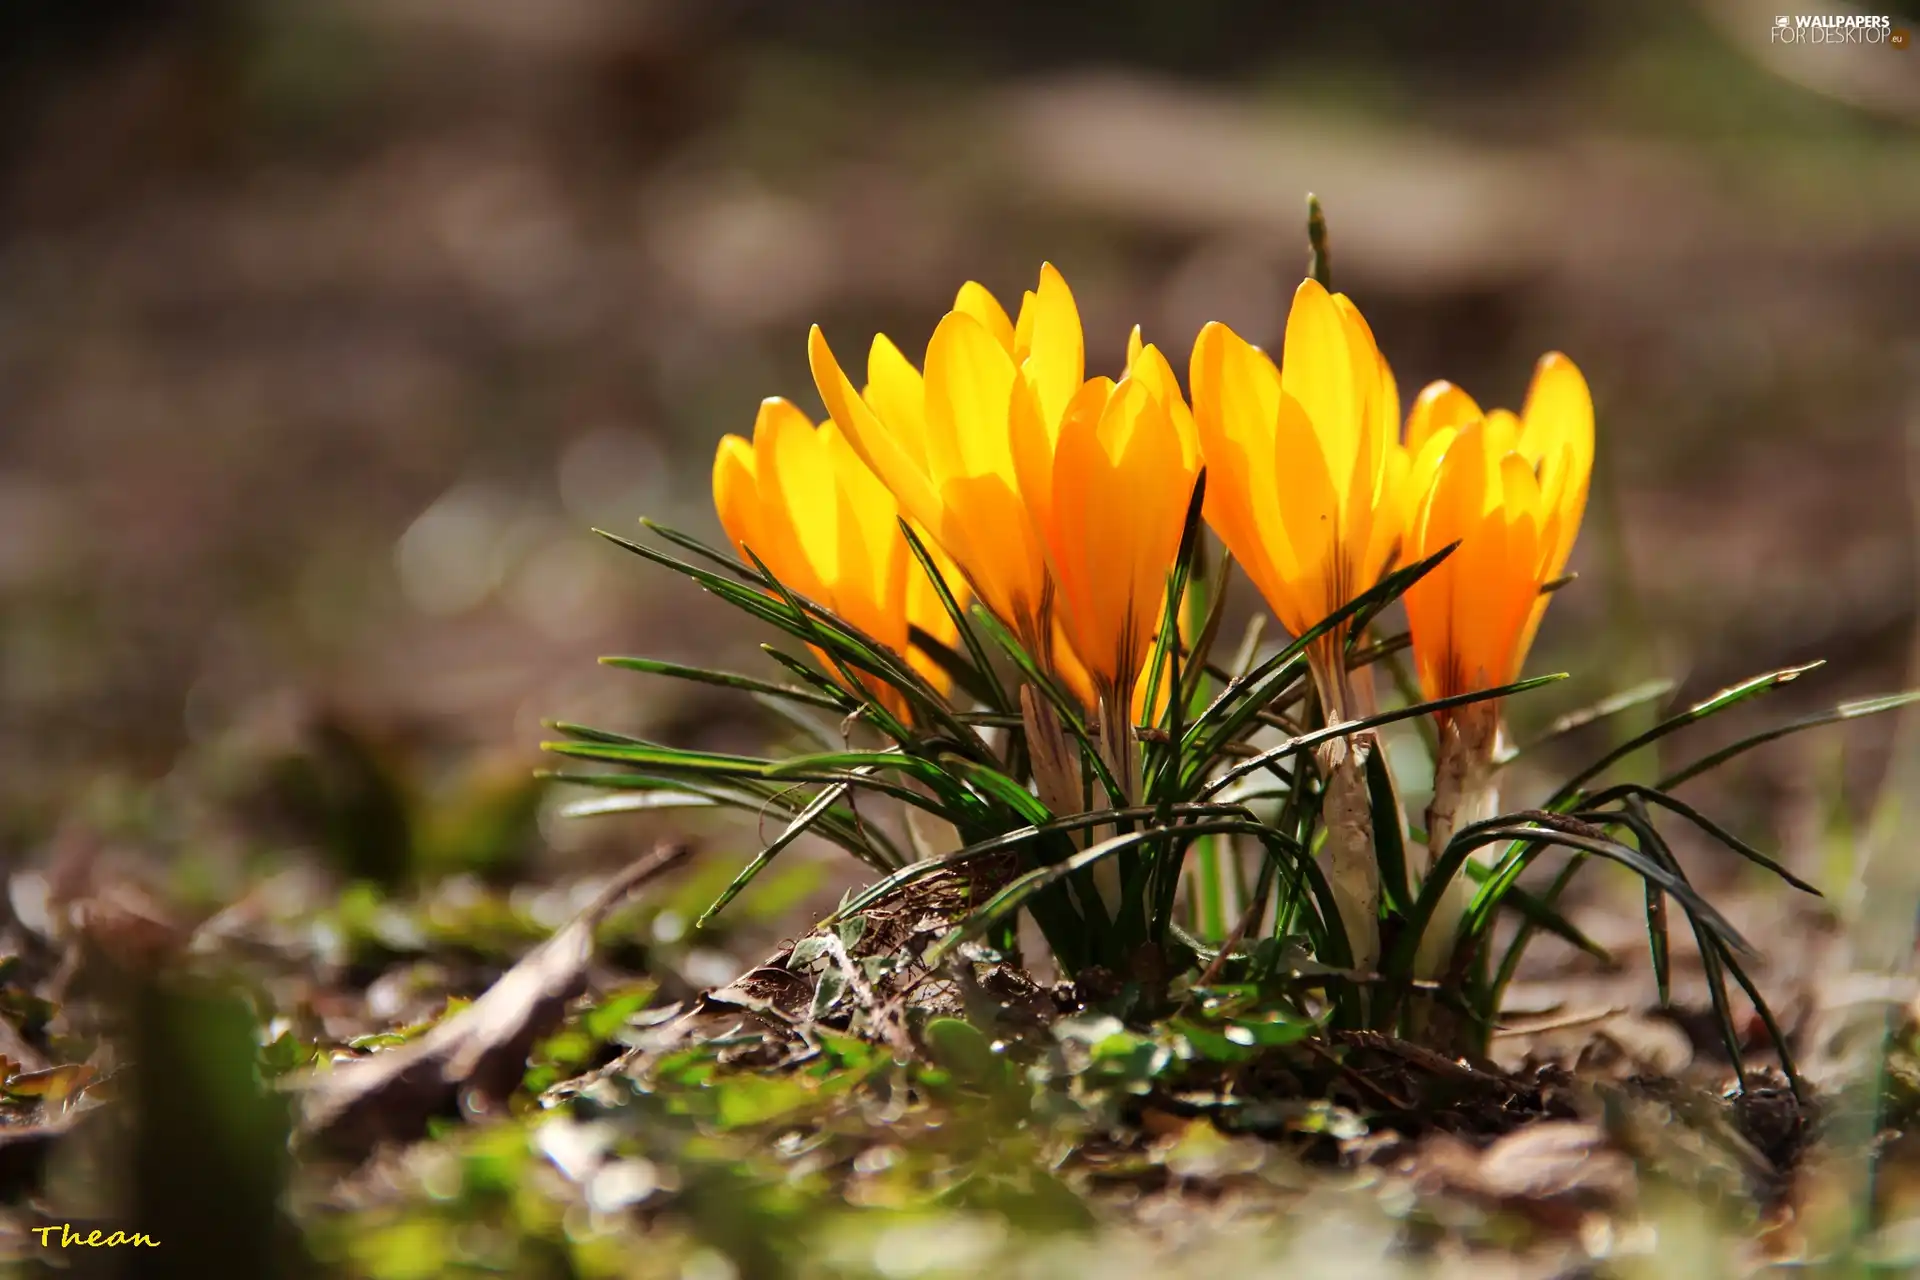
[
  {"xmin": 720, "ymin": 267, "xmax": 1588, "ymax": 799},
  {"xmin": 559, "ymin": 239, "xmax": 1872, "ymax": 1072}
]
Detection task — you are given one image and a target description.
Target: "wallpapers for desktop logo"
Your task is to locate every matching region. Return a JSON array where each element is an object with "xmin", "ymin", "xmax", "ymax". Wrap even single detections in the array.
[{"xmin": 1770, "ymin": 13, "xmax": 1906, "ymax": 44}]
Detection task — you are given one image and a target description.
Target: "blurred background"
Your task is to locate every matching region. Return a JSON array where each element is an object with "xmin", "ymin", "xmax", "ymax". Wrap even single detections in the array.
[{"xmin": 1, "ymin": 0, "xmax": 1917, "ymax": 914}]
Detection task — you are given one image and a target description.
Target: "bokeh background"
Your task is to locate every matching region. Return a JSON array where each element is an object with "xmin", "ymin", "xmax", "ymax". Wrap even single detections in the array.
[{"xmin": 2, "ymin": 0, "xmax": 1917, "ymax": 917}]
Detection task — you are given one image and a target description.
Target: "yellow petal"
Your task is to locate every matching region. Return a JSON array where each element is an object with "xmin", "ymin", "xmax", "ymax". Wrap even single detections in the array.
[
  {"xmin": 1518, "ymin": 352, "xmax": 1594, "ymax": 574},
  {"xmin": 1404, "ymin": 381, "xmax": 1483, "ymax": 456},
  {"xmin": 1191, "ymin": 322, "xmax": 1291, "ymax": 620},
  {"xmin": 1128, "ymin": 341, "xmax": 1198, "ymax": 467},
  {"xmin": 809, "ymin": 325, "xmax": 944, "ymax": 540},
  {"xmin": 712, "ymin": 433, "xmax": 762, "ymax": 560},
  {"xmin": 953, "ymin": 281, "xmax": 1015, "ymax": 354},
  {"xmin": 1280, "ymin": 278, "xmax": 1360, "ymax": 494},
  {"xmin": 860, "ymin": 334, "xmax": 931, "ymax": 471},
  {"xmin": 760, "ymin": 397, "xmax": 845, "ymax": 586},
  {"xmin": 1017, "ymin": 262, "xmax": 1086, "ymax": 433}
]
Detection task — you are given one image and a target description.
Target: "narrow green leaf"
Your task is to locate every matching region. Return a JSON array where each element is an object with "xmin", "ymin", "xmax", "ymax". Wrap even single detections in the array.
[
  {"xmin": 1181, "ymin": 540, "xmax": 1460, "ymax": 767},
  {"xmin": 599, "ymin": 655, "xmax": 848, "ymax": 710},
  {"xmin": 1583, "ymin": 783, "xmax": 1821, "ymax": 896},
  {"xmin": 1180, "ymin": 546, "xmax": 1235, "ymax": 707},
  {"xmin": 739, "ymin": 541, "xmax": 916, "ymax": 746},
  {"xmin": 559, "ymin": 792, "xmax": 717, "ymax": 818},
  {"xmin": 1656, "ymin": 689, "xmax": 1920, "ymax": 791},
  {"xmin": 1201, "ymin": 672, "xmax": 1569, "ymax": 800},
  {"xmin": 697, "ymin": 784, "xmax": 850, "ymax": 928},
  {"xmin": 1464, "ymin": 870, "xmax": 1613, "ymax": 966},
  {"xmin": 924, "ymin": 818, "xmax": 1304, "ymax": 966},
  {"xmin": 761, "ymin": 647, "xmax": 860, "ymax": 710},
  {"xmin": 1140, "ymin": 470, "xmax": 1208, "ymax": 745},
  {"xmin": 823, "ymin": 802, "xmax": 1253, "ymax": 922},
  {"xmin": 899, "ymin": 519, "xmax": 1010, "ymax": 712},
  {"xmin": 1386, "ymin": 819, "xmax": 1755, "ymax": 1002},
  {"xmin": 908, "ymin": 626, "xmax": 1004, "ymax": 709},
  {"xmin": 948, "ymin": 759, "xmax": 1052, "ymax": 826},
  {"xmin": 638, "ymin": 516, "xmax": 766, "ymax": 582},
  {"xmin": 1497, "ymin": 677, "xmax": 1677, "ymax": 765},
  {"xmin": 1547, "ymin": 662, "xmax": 1825, "ymax": 807},
  {"xmin": 1612, "ymin": 805, "xmax": 1744, "ymax": 1090},
  {"xmin": 966, "ymin": 603, "xmax": 1123, "ymax": 804},
  {"xmin": 1365, "ymin": 743, "xmax": 1412, "ymax": 915}
]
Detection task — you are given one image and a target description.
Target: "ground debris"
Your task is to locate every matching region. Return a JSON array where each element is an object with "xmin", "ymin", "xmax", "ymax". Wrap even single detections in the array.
[
  {"xmin": 1407, "ymin": 1120, "xmax": 1635, "ymax": 1228},
  {"xmin": 298, "ymin": 843, "xmax": 690, "ymax": 1157}
]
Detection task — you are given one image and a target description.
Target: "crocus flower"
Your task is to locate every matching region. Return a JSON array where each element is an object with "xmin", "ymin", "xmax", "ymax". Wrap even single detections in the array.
[
  {"xmin": 1189, "ymin": 278, "xmax": 1425, "ymax": 976},
  {"xmin": 1402, "ymin": 353, "xmax": 1594, "ymax": 976},
  {"xmin": 1188, "ymin": 279, "xmax": 1417, "ymax": 720},
  {"xmin": 712, "ymin": 397, "xmax": 963, "ymax": 720},
  {"xmin": 1039, "ymin": 335, "xmax": 1201, "ymax": 751},
  {"xmin": 1403, "ymin": 354, "xmax": 1594, "ymax": 728},
  {"xmin": 808, "ymin": 265, "xmax": 1084, "ymax": 673}
]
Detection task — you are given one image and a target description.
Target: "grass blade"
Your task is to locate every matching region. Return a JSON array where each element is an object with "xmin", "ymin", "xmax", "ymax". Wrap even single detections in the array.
[
  {"xmin": 696, "ymin": 783, "xmax": 850, "ymax": 927},
  {"xmin": 1656, "ymin": 689, "xmax": 1920, "ymax": 791},
  {"xmin": 899, "ymin": 519, "xmax": 1010, "ymax": 713},
  {"xmin": 1366, "ymin": 742, "xmax": 1412, "ymax": 914},
  {"xmin": 559, "ymin": 792, "xmax": 718, "ymax": 818},
  {"xmin": 599, "ymin": 655, "xmax": 849, "ymax": 710},
  {"xmin": 1497, "ymin": 677, "xmax": 1677, "ymax": 766},
  {"xmin": 1583, "ymin": 783, "xmax": 1822, "ymax": 896},
  {"xmin": 923, "ymin": 818, "xmax": 1314, "ymax": 966},
  {"xmin": 1546, "ymin": 662, "xmax": 1825, "ymax": 807},
  {"xmin": 1386, "ymin": 818, "xmax": 1756, "ymax": 1001},
  {"xmin": 1200, "ymin": 672, "xmax": 1568, "ymax": 800},
  {"xmin": 823, "ymin": 802, "xmax": 1253, "ymax": 922}
]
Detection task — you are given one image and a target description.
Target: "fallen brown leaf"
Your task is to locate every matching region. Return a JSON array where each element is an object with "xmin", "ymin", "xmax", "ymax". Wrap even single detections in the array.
[
  {"xmin": 298, "ymin": 843, "xmax": 690, "ymax": 1158},
  {"xmin": 1411, "ymin": 1120, "xmax": 1635, "ymax": 1232}
]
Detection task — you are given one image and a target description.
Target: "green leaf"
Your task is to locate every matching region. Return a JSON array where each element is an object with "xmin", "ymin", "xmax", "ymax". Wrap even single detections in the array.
[
  {"xmin": 899, "ymin": 519, "xmax": 1010, "ymax": 712},
  {"xmin": 1583, "ymin": 783, "xmax": 1821, "ymax": 896},
  {"xmin": 1546, "ymin": 662, "xmax": 1825, "ymax": 807},
  {"xmin": 559, "ymin": 792, "xmax": 718, "ymax": 818},
  {"xmin": 1179, "ymin": 545, "xmax": 1235, "ymax": 707},
  {"xmin": 925, "ymin": 818, "xmax": 1326, "ymax": 968},
  {"xmin": 966, "ymin": 604, "xmax": 1123, "ymax": 804},
  {"xmin": 1200, "ymin": 672, "xmax": 1569, "ymax": 800},
  {"xmin": 638, "ymin": 516, "xmax": 766, "ymax": 582},
  {"xmin": 1497, "ymin": 677, "xmax": 1677, "ymax": 765},
  {"xmin": 598, "ymin": 655, "xmax": 847, "ymax": 710},
  {"xmin": 1181, "ymin": 540, "xmax": 1461, "ymax": 769},
  {"xmin": 1386, "ymin": 818, "xmax": 1755, "ymax": 1009},
  {"xmin": 1610, "ymin": 804, "xmax": 1747, "ymax": 1091},
  {"xmin": 545, "ymin": 769, "xmax": 900, "ymax": 868},
  {"xmin": 1139, "ymin": 469, "xmax": 1208, "ymax": 748},
  {"xmin": 696, "ymin": 783, "xmax": 855, "ymax": 928},
  {"xmin": 1463, "ymin": 869, "xmax": 1614, "ymax": 967},
  {"xmin": 824, "ymin": 802, "xmax": 1254, "ymax": 923},
  {"xmin": 921, "ymin": 1017, "xmax": 1009, "ymax": 1093},
  {"xmin": 908, "ymin": 625, "xmax": 1006, "ymax": 709},
  {"xmin": 1656, "ymin": 688, "xmax": 1920, "ymax": 791},
  {"xmin": 948, "ymin": 759, "xmax": 1052, "ymax": 826},
  {"xmin": 809, "ymin": 967, "xmax": 849, "ymax": 1021},
  {"xmin": 1365, "ymin": 742, "xmax": 1412, "ymax": 915},
  {"xmin": 739, "ymin": 541, "xmax": 918, "ymax": 746}
]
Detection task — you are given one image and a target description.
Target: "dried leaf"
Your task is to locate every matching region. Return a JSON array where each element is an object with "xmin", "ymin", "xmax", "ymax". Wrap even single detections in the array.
[
  {"xmin": 299, "ymin": 844, "xmax": 689, "ymax": 1157},
  {"xmin": 3, "ymin": 1062, "xmax": 98, "ymax": 1107}
]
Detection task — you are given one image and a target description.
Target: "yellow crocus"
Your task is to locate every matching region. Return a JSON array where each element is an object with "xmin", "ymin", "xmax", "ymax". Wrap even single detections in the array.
[
  {"xmin": 807, "ymin": 264, "xmax": 1084, "ymax": 675},
  {"xmin": 1189, "ymin": 279, "xmax": 1414, "ymax": 719},
  {"xmin": 1041, "ymin": 336, "xmax": 1200, "ymax": 733},
  {"xmin": 1401, "ymin": 354, "xmax": 1593, "ymax": 980},
  {"xmin": 1403, "ymin": 353, "xmax": 1594, "ymax": 727},
  {"xmin": 712, "ymin": 397, "xmax": 963, "ymax": 720}
]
